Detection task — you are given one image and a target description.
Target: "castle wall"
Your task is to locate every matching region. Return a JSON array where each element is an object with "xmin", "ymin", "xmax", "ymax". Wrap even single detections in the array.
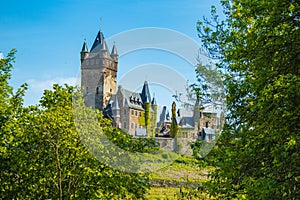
[
  {"xmin": 128, "ymin": 108, "xmax": 142, "ymax": 136},
  {"xmin": 81, "ymin": 68, "xmax": 104, "ymax": 109},
  {"xmin": 153, "ymin": 137, "xmax": 195, "ymax": 156}
]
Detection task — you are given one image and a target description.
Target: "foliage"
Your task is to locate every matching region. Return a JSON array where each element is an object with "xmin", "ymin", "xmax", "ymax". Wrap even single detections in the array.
[
  {"xmin": 0, "ymin": 49, "xmax": 28, "ymax": 198},
  {"xmin": 0, "ymin": 51, "xmax": 153, "ymax": 199},
  {"xmin": 106, "ymin": 127, "xmax": 160, "ymax": 153},
  {"xmin": 150, "ymin": 104, "xmax": 158, "ymax": 137},
  {"xmin": 138, "ymin": 110, "xmax": 146, "ymax": 127},
  {"xmin": 191, "ymin": 139, "xmax": 217, "ymax": 160},
  {"xmin": 144, "ymin": 102, "xmax": 151, "ymax": 133},
  {"xmin": 170, "ymin": 102, "xmax": 179, "ymax": 138},
  {"xmin": 197, "ymin": 0, "xmax": 300, "ymax": 199}
]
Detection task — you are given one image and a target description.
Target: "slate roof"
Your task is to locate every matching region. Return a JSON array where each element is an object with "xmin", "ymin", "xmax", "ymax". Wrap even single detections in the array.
[
  {"xmin": 90, "ymin": 30, "xmax": 104, "ymax": 51},
  {"xmin": 141, "ymin": 81, "xmax": 151, "ymax": 103},
  {"xmin": 111, "ymin": 43, "xmax": 118, "ymax": 56},
  {"xmin": 88, "ymin": 30, "xmax": 114, "ymax": 61},
  {"xmin": 151, "ymin": 97, "xmax": 157, "ymax": 105},
  {"xmin": 165, "ymin": 111, "xmax": 171, "ymax": 122},
  {"xmin": 121, "ymin": 88, "xmax": 144, "ymax": 110},
  {"xmin": 104, "ymin": 94, "xmax": 120, "ymax": 118},
  {"xmin": 178, "ymin": 116, "xmax": 194, "ymax": 129},
  {"xmin": 81, "ymin": 40, "xmax": 88, "ymax": 52}
]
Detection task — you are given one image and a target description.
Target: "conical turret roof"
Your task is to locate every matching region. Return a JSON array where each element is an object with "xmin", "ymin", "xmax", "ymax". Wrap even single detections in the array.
[
  {"xmin": 81, "ymin": 40, "xmax": 88, "ymax": 52},
  {"xmin": 111, "ymin": 43, "xmax": 118, "ymax": 55},
  {"xmin": 100, "ymin": 40, "xmax": 109, "ymax": 51},
  {"xmin": 141, "ymin": 81, "xmax": 151, "ymax": 103},
  {"xmin": 91, "ymin": 30, "xmax": 104, "ymax": 51},
  {"xmin": 112, "ymin": 95, "xmax": 120, "ymax": 110},
  {"xmin": 151, "ymin": 96, "xmax": 157, "ymax": 105}
]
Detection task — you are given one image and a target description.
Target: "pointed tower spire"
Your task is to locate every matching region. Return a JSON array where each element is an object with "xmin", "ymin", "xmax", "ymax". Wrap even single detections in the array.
[
  {"xmin": 141, "ymin": 81, "xmax": 151, "ymax": 103},
  {"xmin": 111, "ymin": 42, "xmax": 118, "ymax": 62},
  {"xmin": 151, "ymin": 93, "xmax": 157, "ymax": 105},
  {"xmin": 80, "ymin": 39, "xmax": 89, "ymax": 63},
  {"xmin": 100, "ymin": 40, "xmax": 109, "ymax": 51},
  {"xmin": 81, "ymin": 39, "xmax": 88, "ymax": 52},
  {"xmin": 91, "ymin": 30, "xmax": 104, "ymax": 51},
  {"xmin": 99, "ymin": 40, "xmax": 112, "ymax": 59},
  {"xmin": 112, "ymin": 95, "xmax": 120, "ymax": 116},
  {"xmin": 111, "ymin": 42, "xmax": 118, "ymax": 54},
  {"xmin": 166, "ymin": 111, "xmax": 170, "ymax": 121}
]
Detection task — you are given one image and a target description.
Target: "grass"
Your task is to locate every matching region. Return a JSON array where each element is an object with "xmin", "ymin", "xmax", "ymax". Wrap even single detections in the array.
[
  {"xmin": 146, "ymin": 156, "xmax": 214, "ymax": 199},
  {"xmin": 146, "ymin": 187, "xmax": 212, "ymax": 200},
  {"xmin": 145, "ymin": 187, "xmax": 179, "ymax": 200},
  {"xmin": 150, "ymin": 156, "xmax": 209, "ymax": 183}
]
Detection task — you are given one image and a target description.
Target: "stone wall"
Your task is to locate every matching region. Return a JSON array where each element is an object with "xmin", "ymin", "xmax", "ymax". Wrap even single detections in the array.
[{"xmin": 153, "ymin": 137, "xmax": 195, "ymax": 156}]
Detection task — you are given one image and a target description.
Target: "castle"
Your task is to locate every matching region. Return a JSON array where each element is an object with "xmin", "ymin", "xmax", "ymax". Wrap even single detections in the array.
[
  {"xmin": 80, "ymin": 28, "xmax": 222, "ymax": 140},
  {"xmin": 80, "ymin": 28, "xmax": 157, "ymax": 136}
]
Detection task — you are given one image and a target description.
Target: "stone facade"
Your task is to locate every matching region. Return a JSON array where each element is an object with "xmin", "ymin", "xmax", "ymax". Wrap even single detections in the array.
[
  {"xmin": 156, "ymin": 102, "xmax": 223, "ymax": 141},
  {"xmin": 80, "ymin": 28, "xmax": 223, "ymax": 141},
  {"xmin": 105, "ymin": 84, "xmax": 157, "ymax": 136},
  {"xmin": 80, "ymin": 30, "xmax": 118, "ymax": 110},
  {"xmin": 80, "ymin": 28, "xmax": 157, "ymax": 136}
]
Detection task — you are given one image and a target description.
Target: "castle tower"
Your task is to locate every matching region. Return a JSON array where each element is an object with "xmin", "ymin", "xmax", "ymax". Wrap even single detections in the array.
[
  {"xmin": 80, "ymin": 28, "xmax": 118, "ymax": 110},
  {"xmin": 151, "ymin": 95, "xmax": 158, "ymax": 136},
  {"xmin": 80, "ymin": 40, "xmax": 89, "ymax": 63},
  {"xmin": 111, "ymin": 95, "xmax": 120, "ymax": 128}
]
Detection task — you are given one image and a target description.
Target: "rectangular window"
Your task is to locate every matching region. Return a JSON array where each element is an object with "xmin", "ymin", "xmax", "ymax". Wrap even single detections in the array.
[
  {"xmin": 131, "ymin": 123, "xmax": 134, "ymax": 129},
  {"xmin": 124, "ymin": 122, "xmax": 126, "ymax": 129},
  {"xmin": 131, "ymin": 110, "xmax": 134, "ymax": 115}
]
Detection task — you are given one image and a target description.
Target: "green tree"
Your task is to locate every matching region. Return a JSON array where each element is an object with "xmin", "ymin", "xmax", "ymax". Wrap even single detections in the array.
[
  {"xmin": 0, "ymin": 49, "xmax": 28, "ymax": 199},
  {"xmin": 170, "ymin": 101, "xmax": 178, "ymax": 138},
  {"xmin": 197, "ymin": 0, "xmax": 300, "ymax": 199},
  {"xmin": 144, "ymin": 102, "xmax": 151, "ymax": 134},
  {"xmin": 0, "ymin": 50, "xmax": 152, "ymax": 199}
]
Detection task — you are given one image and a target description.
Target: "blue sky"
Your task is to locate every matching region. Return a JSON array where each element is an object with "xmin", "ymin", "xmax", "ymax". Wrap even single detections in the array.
[{"xmin": 0, "ymin": 0, "xmax": 222, "ymax": 107}]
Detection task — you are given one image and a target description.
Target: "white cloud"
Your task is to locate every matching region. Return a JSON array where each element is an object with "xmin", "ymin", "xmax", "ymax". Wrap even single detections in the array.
[{"xmin": 24, "ymin": 77, "xmax": 79, "ymax": 105}]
